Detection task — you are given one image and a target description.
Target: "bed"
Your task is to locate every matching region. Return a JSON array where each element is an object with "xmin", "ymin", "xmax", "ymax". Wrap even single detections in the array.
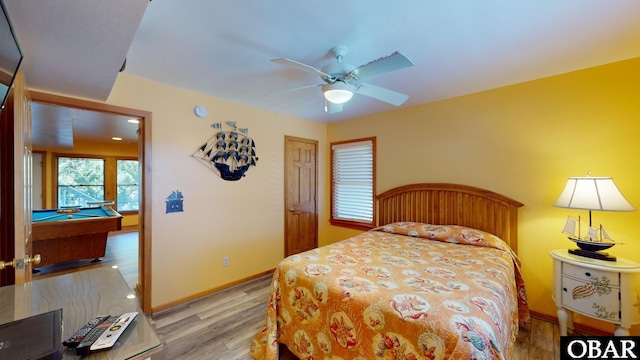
[{"xmin": 251, "ymin": 183, "xmax": 530, "ymax": 359}]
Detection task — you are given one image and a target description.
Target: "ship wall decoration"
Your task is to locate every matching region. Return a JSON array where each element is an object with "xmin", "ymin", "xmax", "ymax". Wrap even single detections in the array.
[{"xmin": 191, "ymin": 121, "xmax": 258, "ymax": 181}]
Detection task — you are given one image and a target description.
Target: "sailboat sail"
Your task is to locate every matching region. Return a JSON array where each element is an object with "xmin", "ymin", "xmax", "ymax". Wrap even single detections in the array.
[
  {"xmin": 585, "ymin": 227, "xmax": 599, "ymax": 241},
  {"xmin": 562, "ymin": 216, "xmax": 577, "ymax": 238},
  {"xmin": 601, "ymin": 226, "xmax": 612, "ymax": 241}
]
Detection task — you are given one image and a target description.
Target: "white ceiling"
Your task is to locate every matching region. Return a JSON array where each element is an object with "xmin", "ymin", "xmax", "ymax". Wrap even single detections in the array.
[
  {"xmin": 4, "ymin": 0, "xmax": 640, "ymax": 136},
  {"xmin": 4, "ymin": 0, "xmax": 148, "ymax": 100}
]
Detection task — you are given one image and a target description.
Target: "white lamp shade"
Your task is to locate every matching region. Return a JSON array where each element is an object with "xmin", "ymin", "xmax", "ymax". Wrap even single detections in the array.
[
  {"xmin": 554, "ymin": 176, "xmax": 635, "ymax": 211},
  {"xmin": 322, "ymin": 82, "xmax": 355, "ymax": 104}
]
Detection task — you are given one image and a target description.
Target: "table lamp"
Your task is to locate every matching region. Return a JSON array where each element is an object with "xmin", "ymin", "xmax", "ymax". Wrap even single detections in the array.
[{"xmin": 553, "ymin": 174, "xmax": 635, "ymax": 261}]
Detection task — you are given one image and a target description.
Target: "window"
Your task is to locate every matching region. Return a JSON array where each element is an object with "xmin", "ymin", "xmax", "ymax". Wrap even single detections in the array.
[
  {"xmin": 117, "ymin": 159, "xmax": 139, "ymax": 211},
  {"xmin": 57, "ymin": 157, "xmax": 105, "ymax": 207},
  {"xmin": 330, "ymin": 137, "xmax": 376, "ymax": 230},
  {"xmin": 55, "ymin": 155, "xmax": 138, "ymax": 212}
]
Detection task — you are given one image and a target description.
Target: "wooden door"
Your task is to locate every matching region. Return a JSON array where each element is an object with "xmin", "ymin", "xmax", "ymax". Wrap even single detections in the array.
[
  {"xmin": 0, "ymin": 71, "xmax": 34, "ymax": 286},
  {"xmin": 284, "ymin": 136, "xmax": 318, "ymax": 257}
]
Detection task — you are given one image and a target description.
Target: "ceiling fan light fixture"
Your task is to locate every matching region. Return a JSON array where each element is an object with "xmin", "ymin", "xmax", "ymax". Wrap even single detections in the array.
[{"xmin": 322, "ymin": 82, "xmax": 355, "ymax": 104}]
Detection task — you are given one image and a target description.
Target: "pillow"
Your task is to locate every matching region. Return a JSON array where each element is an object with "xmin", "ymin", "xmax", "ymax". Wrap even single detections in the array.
[{"xmin": 371, "ymin": 222, "xmax": 511, "ymax": 253}]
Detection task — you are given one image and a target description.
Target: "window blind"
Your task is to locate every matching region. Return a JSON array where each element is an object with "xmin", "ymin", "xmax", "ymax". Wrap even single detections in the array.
[{"xmin": 331, "ymin": 139, "xmax": 373, "ymax": 223}]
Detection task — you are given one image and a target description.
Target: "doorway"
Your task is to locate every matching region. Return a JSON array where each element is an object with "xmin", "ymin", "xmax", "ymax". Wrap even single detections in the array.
[
  {"xmin": 284, "ymin": 136, "xmax": 318, "ymax": 257},
  {"xmin": 29, "ymin": 91, "xmax": 153, "ymax": 313}
]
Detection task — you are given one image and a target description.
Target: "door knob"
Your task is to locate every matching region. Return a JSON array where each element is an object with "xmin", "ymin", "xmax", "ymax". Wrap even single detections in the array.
[
  {"xmin": 0, "ymin": 254, "xmax": 41, "ymax": 270},
  {"xmin": 0, "ymin": 259, "xmax": 15, "ymax": 270},
  {"xmin": 25, "ymin": 254, "xmax": 41, "ymax": 266},
  {"xmin": 289, "ymin": 208, "xmax": 295, "ymax": 212}
]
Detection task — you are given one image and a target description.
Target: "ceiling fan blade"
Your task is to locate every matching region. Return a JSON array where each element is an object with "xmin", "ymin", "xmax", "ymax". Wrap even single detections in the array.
[
  {"xmin": 271, "ymin": 58, "xmax": 332, "ymax": 79},
  {"xmin": 350, "ymin": 51, "xmax": 414, "ymax": 80},
  {"xmin": 356, "ymin": 83, "xmax": 409, "ymax": 106},
  {"xmin": 324, "ymin": 100, "xmax": 343, "ymax": 114},
  {"xmin": 270, "ymin": 84, "xmax": 322, "ymax": 97}
]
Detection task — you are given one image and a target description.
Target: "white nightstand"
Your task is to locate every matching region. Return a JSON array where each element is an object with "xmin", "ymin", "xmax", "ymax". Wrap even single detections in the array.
[{"xmin": 550, "ymin": 249, "xmax": 640, "ymax": 336}]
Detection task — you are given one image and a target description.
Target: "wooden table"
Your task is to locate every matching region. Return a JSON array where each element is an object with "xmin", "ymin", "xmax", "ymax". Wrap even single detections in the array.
[{"xmin": 0, "ymin": 267, "xmax": 161, "ymax": 359}]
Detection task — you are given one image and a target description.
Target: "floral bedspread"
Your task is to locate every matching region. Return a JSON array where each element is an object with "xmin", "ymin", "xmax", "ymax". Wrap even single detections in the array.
[{"xmin": 251, "ymin": 222, "xmax": 530, "ymax": 360}]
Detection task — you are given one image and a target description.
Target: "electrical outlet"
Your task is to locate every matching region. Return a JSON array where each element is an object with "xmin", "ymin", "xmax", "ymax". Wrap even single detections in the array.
[{"xmin": 223, "ymin": 256, "xmax": 229, "ymax": 267}]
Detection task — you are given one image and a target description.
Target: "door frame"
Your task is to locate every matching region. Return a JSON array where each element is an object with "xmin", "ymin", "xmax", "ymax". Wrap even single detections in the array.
[{"xmin": 29, "ymin": 91, "xmax": 153, "ymax": 314}]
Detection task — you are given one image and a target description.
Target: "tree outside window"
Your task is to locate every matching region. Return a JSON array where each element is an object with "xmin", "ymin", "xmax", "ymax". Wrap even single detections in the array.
[
  {"xmin": 117, "ymin": 159, "xmax": 139, "ymax": 211},
  {"xmin": 57, "ymin": 157, "xmax": 104, "ymax": 207}
]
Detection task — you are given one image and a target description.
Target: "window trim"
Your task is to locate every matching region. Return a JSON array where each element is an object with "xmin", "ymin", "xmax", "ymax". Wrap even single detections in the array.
[{"xmin": 330, "ymin": 137, "xmax": 376, "ymax": 231}]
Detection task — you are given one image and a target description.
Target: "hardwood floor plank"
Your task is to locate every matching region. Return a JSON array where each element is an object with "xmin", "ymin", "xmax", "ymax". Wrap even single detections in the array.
[
  {"xmin": 553, "ymin": 323, "xmax": 562, "ymax": 358},
  {"xmin": 512, "ymin": 323, "xmax": 532, "ymax": 359},
  {"xmin": 528, "ymin": 317, "xmax": 556, "ymax": 359},
  {"xmin": 195, "ymin": 295, "xmax": 258, "ymax": 320},
  {"xmin": 223, "ymin": 323, "xmax": 265, "ymax": 350},
  {"xmin": 222, "ymin": 345, "xmax": 255, "ymax": 360},
  {"xmin": 149, "ymin": 304, "xmax": 197, "ymax": 329},
  {"xmin": 208, "ymin": 302, "xmax": 265, "ymax": 334},
  {"xmin": 155, "ymin": 313, "xmax": 216, "ymax": 345},
  {"xmin": 151, "ymin": 328, "xmax": 227, "ymax": 360}
]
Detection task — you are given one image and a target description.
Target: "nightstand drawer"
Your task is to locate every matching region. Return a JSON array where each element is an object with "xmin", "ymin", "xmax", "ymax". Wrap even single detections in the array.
[
  {"xmin": 561, "ymin": 275, "xmax": 620, "ymax": 323},
  {"xmin": 562, "ymin": 262, "xmax": 619, "ymax": 286}
]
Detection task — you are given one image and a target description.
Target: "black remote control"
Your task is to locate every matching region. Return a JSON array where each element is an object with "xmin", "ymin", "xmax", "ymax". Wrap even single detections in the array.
[
  {"xmin": 62, "ymin": 315, "xmax": 111, "ymax": 348},
  {"xmin": 74, "ymin": 315, "xmax": 120, "ymax": 355}
]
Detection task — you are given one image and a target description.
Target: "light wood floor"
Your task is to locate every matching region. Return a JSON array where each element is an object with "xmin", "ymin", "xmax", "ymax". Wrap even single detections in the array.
[{"xmin": 33, "ymin": 232, "xmax": 564, "ymax": 359}]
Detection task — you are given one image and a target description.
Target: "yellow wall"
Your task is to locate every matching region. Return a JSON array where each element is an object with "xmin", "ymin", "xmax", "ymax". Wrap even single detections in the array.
[
  {"xmin": 326, "ymin": 57, "xmax": 640, "ymax": 334},
  {"xmin": 106, "ymin": 74, "xmax": 328, "ymax": 308},
  {"xmin": 34, "ymin": 140, "xmax": 139, "ymax": 227}
]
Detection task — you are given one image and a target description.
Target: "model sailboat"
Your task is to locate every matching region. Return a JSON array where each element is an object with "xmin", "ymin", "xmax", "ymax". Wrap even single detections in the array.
[
  {"xmin": 562, "ymin": 215, "xmax": 617, "ymax": 261},
  {"xmin": 554, "ymin": 174, "xmax": 635, "ymax": 262}
]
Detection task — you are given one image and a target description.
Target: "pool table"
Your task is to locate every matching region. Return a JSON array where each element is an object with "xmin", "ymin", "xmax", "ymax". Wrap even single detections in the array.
[{"xmin": 31, "ymin": 206, "xmax": 123, "ymax": 268}]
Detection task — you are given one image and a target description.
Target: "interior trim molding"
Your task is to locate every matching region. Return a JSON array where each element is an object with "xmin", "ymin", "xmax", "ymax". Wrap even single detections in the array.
[
  {"xmin": 151, "ymin": 269, "xmax": 274, "ymax": 314},
  {"xmin": 529, "ymin": 310, "xmax": 612, "ymax": 336}
]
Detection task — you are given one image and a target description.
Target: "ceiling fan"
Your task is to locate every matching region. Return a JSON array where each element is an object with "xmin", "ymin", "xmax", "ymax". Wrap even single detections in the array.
[{"xmin": 271, "ymin": 46, "xmax": 414, "ymax": 113}]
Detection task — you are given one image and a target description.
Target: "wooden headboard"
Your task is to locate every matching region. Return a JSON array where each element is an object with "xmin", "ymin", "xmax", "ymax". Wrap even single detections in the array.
[{"xmin": 376, "ymin": 183, "xmax": 524, "ymax": 253}]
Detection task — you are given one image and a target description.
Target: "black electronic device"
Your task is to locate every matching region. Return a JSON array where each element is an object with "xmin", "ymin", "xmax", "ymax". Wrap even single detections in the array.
[
  {"xmin": 0, "ymin": 309, "xmax": 63, "ymax": 360},
  {"xmin": 62, "ymin": 314, "xmax": 111, "ymax": 348},
  {"xmin": 72, "ymin": 312, "xmax": 138, "ymax": 356}
]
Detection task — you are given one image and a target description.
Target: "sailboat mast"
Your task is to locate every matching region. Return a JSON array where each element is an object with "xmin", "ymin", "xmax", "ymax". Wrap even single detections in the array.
[{"xmin": 599, "ymin": 224, "xmax": 603, "ymax": 241}]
